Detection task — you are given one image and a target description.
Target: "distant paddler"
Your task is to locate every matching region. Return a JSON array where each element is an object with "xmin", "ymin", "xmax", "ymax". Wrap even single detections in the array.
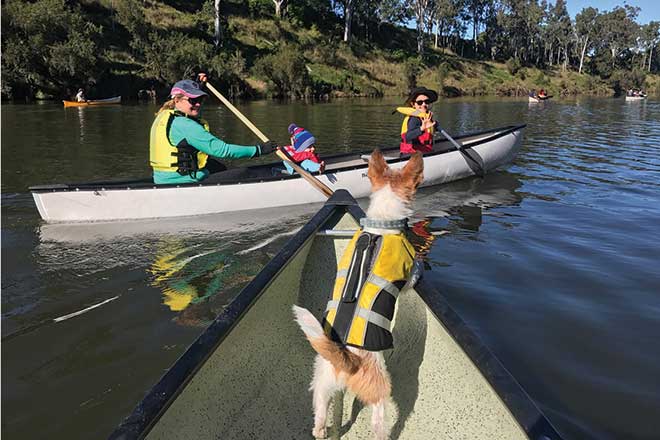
[
  {"xmin": 397, "ymin": 87, "xmax": 439, "ymax": 154},
  {"xmin": 149, "ymin": 75, "xmax": 278, "ymax": 185},
  {"xmin": 75, "ymin": 88, "xmax": 87, "ymax": 102}
]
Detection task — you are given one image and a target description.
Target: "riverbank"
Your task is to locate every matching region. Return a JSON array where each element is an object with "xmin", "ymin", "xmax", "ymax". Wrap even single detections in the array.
[{"xmin": 3, "ymin": 0, "xmax": 659, "ymax": 102}]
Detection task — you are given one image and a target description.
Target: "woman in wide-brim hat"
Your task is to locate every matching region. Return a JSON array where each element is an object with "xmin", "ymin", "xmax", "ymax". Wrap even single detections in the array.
[{"xmin": 399, "ymin": 87, "xmax": 439, "ymax": 154}]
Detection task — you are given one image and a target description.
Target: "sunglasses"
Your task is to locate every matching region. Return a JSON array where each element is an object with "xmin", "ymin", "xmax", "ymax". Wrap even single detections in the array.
[
  {"xmin": 183, "ymin": 96, "xmax": 205, "ymax": 105},
  {"xmin": 415, "ymin": 99, "xmax": 432, "ymax": 105}
]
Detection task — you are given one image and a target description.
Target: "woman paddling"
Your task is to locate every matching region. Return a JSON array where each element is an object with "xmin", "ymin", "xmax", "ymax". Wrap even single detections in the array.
[
  {"xmin": 399, "ymin": 87, "xmax": 439, "ymax": 154},
  {"xmin": 149, "ymin": 77, "xmax": 277, "ymax": 185}
]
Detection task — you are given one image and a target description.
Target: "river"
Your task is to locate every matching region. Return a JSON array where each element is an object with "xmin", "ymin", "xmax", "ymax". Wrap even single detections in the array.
[{"xmin": 2, "ymin": 96, "xmax": 659, "ymax": 439}]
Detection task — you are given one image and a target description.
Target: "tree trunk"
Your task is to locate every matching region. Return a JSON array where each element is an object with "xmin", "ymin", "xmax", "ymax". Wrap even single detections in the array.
[
  {"xmin": 214, "ymin": 0, "xmax": 222, "ymax": 48},
  {"xmin": 579, "ymin": 37, "xmax": 588, "ymax": 74},
  {"xmin": 273, "ymin": 0, "xmax": 285, "ymax": 18},
  {"xmin": 650, "ymin": 46, "xmax": 654, "ymax": 72},
  {"xmin": 473, "ymin": 14, "xmax": 478, "ymax": 55},
  {"xmin": 343, "ymin": 0, "xmax": 353, "ymax": 43}
]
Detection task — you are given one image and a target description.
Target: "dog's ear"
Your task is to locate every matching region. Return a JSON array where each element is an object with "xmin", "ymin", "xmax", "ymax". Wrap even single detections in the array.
[
  {"xmin": 401, "ymin": 152, "xmax": 424, "ymax": 189},
  {"xmin": 367, "ymin": 149, "xmax": 388, "ymax": 183}
]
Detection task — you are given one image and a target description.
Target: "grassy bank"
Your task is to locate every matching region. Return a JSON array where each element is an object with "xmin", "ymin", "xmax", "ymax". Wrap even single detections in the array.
[{"xmin": 7, "ymin": 0, "xmax": 659, "ymax": 101}]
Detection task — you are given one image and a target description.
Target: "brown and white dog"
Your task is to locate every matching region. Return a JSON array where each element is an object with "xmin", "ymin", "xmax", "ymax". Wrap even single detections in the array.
[{"xmin": 293, "ymin": 150, "xmax": 424, "ymax": 439}]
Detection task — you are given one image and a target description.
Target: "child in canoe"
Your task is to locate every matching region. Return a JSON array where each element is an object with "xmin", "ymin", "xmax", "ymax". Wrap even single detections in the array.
[
  {"xmin": 398, "ymin": 87, "xmax": 439, "ymax": 154},
  {"xmin": 282, "ymin": 123, "xmax": 325, "ymax": 174}
]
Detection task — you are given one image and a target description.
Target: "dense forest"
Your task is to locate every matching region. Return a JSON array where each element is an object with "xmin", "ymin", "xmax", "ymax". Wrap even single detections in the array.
[{"xmin": 2, "ymin": 0, "xmax": 659, "ymax": 101}]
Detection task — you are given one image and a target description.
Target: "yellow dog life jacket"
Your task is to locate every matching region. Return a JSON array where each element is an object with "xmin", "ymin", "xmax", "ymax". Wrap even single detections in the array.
[
  {"xmin": 150, "ymin": 109, "xmax": 209, "ymax": 173},
  {"xmin": 322, "ymin": 229, "xmax": 416, "ymax": 351}
]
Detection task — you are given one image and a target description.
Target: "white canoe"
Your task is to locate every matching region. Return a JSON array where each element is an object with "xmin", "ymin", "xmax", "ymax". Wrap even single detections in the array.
[
  {"xmin": 108, "ymin": 190, "xmax": 563, "ymax": 440},
  {"xmin": 528, "ymin": 95, "xmax": 551, "ymax": 103},
  {"xmin": 30, "ymin": 124, "xmax": 525, "ymax": 223},
  {"xmin": 625, "ymin": 95, "xmax": 646, "ymax": 101}
]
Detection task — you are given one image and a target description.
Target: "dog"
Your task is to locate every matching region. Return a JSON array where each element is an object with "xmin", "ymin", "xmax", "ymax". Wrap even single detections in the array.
[{"xmin": 293, "ymin": 149, "xmax": 424, "ymax": 439}]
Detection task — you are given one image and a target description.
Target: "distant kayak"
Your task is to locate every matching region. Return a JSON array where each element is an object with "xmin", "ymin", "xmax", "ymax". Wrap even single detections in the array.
[
  {"xmin": 528, "ymin": 95, "xmax": 552, "ymax": 103},
  {"xmin": 62, "ymin": 96, "xmax": 121, "ymax": 107}
]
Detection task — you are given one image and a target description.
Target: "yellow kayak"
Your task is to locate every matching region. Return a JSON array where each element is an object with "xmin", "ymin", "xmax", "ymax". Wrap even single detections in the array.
[{"xmin": 62, "ymin": 96, "xmax": 121, "ymax": 107}]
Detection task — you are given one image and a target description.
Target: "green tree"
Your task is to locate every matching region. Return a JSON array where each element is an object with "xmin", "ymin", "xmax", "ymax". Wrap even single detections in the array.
[
  {"xmin": 575, "ymin": 7, "xmax": 599, "ymax": 74},
  {"xmin": 639, "ymin": 21, "xmax": 660, "ymax": 72},
  {"xmin": 2, "ymin": 0, "xmax": 103, "ymax": 99}
]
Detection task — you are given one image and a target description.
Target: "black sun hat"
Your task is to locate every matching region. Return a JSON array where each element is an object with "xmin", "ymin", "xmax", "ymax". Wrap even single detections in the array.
[{"xmin": 406, "ymin": 87, "xmax": 438, "ymax": 104}]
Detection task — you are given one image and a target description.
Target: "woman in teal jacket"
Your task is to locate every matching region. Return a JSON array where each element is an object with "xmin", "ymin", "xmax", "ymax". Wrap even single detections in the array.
[{"xmin": 149, "ymin": 78, "xmax": 277, "ymax": 184}]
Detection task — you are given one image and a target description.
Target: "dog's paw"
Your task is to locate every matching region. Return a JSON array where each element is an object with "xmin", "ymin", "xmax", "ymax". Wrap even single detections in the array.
[{"xmin": 312, "ymin": 426, "xmax": 327, "ymax": 438}]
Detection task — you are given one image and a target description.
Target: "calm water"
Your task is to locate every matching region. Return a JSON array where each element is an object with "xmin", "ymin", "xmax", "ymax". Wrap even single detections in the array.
[{"xmin": 2, "ymin": 97, "xmax": 659, "ymax": 439}]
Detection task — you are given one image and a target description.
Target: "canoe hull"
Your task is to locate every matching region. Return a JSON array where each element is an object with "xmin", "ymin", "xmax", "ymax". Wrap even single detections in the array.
[
  {"xmin": 109, "ymin": 190, "xmax": 562, "ymax": 440},
  {"xmin": 625, "ymin": 95, "xmax": 646, "ymax": 101},
  {"xmin": 62, "ymin": 96, "xmax": 122, "ymax": 107},
  {"xmin": 31, "ymin": 125, "xmax": 524, "ymax": 223},
  {"xmin": 528, "ymin": 96, "xmax": 550, "ymax": 102}
]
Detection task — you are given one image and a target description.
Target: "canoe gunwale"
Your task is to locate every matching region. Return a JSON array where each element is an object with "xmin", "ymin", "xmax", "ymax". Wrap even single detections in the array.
[
  {"xmin": 109, "ymin": 189, "xmax": 562, "ymax": 440},
  {"xmin": 107, "ymin": 190, "xmax": 365, "ymax": 440},
  {"xmin": 30, "ymin": 124, "xmax": 526, "ymax": 194},
  {"xmin": 415, "ymin": 278, "xmax": 563, "ymax": 439},
  {"xmin": 62, "ymin": 96, "xmax": 122, "ymax": 107}
]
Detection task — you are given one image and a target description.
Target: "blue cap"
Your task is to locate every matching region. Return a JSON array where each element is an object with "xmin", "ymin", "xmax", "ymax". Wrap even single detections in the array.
[{"xmin": 170, "ymin": 79, "xmax": 208, "ymax": 98}]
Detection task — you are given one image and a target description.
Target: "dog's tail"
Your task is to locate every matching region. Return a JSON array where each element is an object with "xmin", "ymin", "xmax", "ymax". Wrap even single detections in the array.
[{"xmin": 292, "ymin": 305, "xmax": 362, "ymax": 374}]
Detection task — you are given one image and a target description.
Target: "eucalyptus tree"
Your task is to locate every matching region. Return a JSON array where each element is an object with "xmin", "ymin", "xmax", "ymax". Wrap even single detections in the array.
[
  {"xmin": 575, "ymin": 7, "xmax": 599, "ymax": 74},
  {"xmin": 463, "ymin": 0, "xmax": 491, "ymax": 55},
  {"xmin": 433, "ymin": 0, "xmax": 463, "ymax": 50},
  {"xmin": 409, "ymin": 0, "xmax": 434, "ymax": 54},
  {"xmin": 273, "ymin": 0, "xmax": 286, "ymax": 18},
  {"xmin": 639, "ymin": 21, "xmax": 660, "ymax": 71},
  {"xmin": 596, "ymin": 6, "xmax": 640, "ymax": 69},
  {"xmin": 372, "ymin": 0, "xmax": 410, "ymax": 37},
  {"xmin": 546, "ymin": 0, "xmax": 572, "ymax": 71},
  {"xmin": 496, "ymin": 0, "xmax": 543, "ymax": 64}
]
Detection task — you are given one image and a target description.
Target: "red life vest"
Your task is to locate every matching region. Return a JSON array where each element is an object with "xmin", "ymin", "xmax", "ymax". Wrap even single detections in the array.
[{"xmin": 400, "ymin": 115, "xmax": 434, "ymax": 154}]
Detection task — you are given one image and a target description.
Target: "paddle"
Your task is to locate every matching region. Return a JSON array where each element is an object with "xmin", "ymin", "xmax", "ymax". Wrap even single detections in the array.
[
  {"xmin": 197, "ymin": 74, "xmax": 333, "ymax": 198},
  {"xmin": 436, "ymin": 126, "xmax": 485, "ymax": 177}
]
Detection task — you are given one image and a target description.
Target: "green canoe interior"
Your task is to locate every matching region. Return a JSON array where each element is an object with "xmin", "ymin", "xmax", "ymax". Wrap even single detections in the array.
[{"xmin": 137, "ymin": 210, "xmax": 529, "ymax": 440}]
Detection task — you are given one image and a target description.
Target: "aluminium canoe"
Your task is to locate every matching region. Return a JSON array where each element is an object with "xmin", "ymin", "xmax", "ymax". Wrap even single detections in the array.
[
  {"xmin": 108, "ymin": 189, "xmax": 563, "ymax": 440},
  {"xmin": 30, "ymin": 124, "xmax": 525, "ymax": 223},
  {"xmin": 62, "ymin": 96, "xmax": 122, "ymax": 107}
]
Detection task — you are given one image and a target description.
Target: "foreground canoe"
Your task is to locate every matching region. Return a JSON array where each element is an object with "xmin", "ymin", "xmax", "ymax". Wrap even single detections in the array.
[
  {"xmin": 109, "ymin": 190, "xmax": 562, "ymax": 440},
  {"xmin": 31, "ymin": 125, "xmax": 526, "ymax": 223},
  {"xmin": 62, "ymin": 96, "xmax": 121, "ymax": 107},
  {"xmin": 625, "ymin": 95, "xmax": 647, "ymax": 101}
]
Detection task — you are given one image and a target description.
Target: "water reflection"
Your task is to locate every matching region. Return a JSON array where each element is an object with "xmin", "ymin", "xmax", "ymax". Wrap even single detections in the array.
[
  {"xmin": 77, "ymin": 107, "xmax": 86, "ymax": 141},
  {"xmin": 148, "ymin": 237, "xmax": 269, "ymax": 327},
  {"xmin": 36, "ymin": 204, "xmax": 319, "ymax": 325}
]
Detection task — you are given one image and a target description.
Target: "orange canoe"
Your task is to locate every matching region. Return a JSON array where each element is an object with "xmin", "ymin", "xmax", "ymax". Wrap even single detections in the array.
[{"xmin": 62, "ymin": 96, "xmax": 121, "ymax": 107}]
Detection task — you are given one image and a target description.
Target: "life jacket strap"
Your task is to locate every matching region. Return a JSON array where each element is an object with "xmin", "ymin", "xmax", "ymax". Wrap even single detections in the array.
[
  {"xmin": 341, "ymin": 232, "xmax": 379, "ymax": 303},
  {"xmin": 366, "ymin": 274, "xmax": 401, "ymax": 299},
  {"xmin": 326, "ymin": 300, "xmax": 392, "ymax": 332}
]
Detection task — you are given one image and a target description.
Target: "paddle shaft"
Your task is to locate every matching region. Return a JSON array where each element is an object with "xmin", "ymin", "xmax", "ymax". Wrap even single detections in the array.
[
  {"xmin": 202, "ymin": 81, "xmax": 334, "ymax": 198},
  {"xmin": 437, "ymin": 128, "xmax": 485, "ymax": 177}
]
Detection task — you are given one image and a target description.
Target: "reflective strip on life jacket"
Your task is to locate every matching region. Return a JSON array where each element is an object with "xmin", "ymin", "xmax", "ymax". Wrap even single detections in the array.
[
  {"xmin": 150, "ymin": 109, "xmax": 209, "ymax": 173},
  {"xmin": 400, "ymin": 115, "xmax": 434, "ymax": 154}
]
